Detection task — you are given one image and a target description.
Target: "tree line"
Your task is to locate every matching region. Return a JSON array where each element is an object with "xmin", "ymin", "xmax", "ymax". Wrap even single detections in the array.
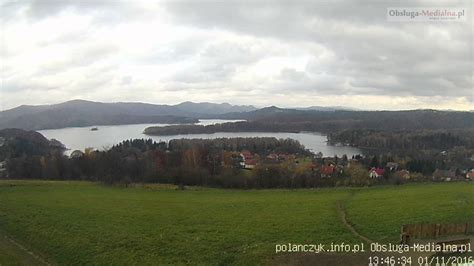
[
  {"xmin": 4, "ymin": 136, "xmax": 326, "ymax": 188},
  {"xmin": 145, "ymin": 109, "xmax": 474, "ymax": 136},
  {"xmin": 328, "ymin": 129, "xmax": 474, "ymax": 151},
  {"xmin": 2, "ymin": 129, "xmax": 472, "ymax": 189}
]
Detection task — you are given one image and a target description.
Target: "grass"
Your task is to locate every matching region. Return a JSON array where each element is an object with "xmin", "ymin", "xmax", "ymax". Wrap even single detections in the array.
[
  {"xmin": 0, "ymin": 235, "xmax": 43, "ymax": 266},
  {"xmin": 346, "ymin": 182, "xmax": 474, "ymax": 243},
  {"xmin": 0, "ymin": 180, "xmax": 472, "ymax": 265}
]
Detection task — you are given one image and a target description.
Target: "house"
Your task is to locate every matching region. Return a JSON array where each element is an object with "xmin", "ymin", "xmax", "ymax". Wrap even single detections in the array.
[
  {"xmin": 267, "ymin": 153, "xmax": 279, "ymax": 161},
  {"xmin": 386, "ymin": 162, "xmax": 399, "ymax": 171},
  {"xmin": 278, "ymin": 154, "xmax": 291, "ymax": 161},
  {"xmin": 395, "ymin": 170, "xmax": 410, "ymax": 179},
  {"xmin": 306, "ymin": 163, "xmax": 317, "ymax": 172},
  {"xmin": 240, "ymin": 151, "xmax": 258, "ymax": 169},
  {"xmin": 244, "ymin": 159, "xmax": 257, "ymax": 169},
  {"xmin": 466, "ymin": 170, "xmax": 474, "ymax": 180},
  {"xmin": 0, "ymin": 160, "xmax": 7, "ymax": 177},
  {"xmin": 320, "ymin": 165, "xmax": 335, "ymax": 178},
  {"xmin": 266, "ymin": 153, "xmax": 288, "ymax": 161},
  {"xmin": 432, "ymin": 169, "xmax": 456, "ymax": 182},
  {"xmin": 369, "ymin": 167, "xmax": 385, "ymax": 178}
]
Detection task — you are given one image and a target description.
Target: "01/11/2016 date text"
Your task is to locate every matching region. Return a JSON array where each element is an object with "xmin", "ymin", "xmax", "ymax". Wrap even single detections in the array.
[{"xmin": 368, "ymin": 255, "xmax": 473, "ymax": 265}]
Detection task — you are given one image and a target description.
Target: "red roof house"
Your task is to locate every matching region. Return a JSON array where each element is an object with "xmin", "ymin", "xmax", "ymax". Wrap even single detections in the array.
[
  {"xmin": 321, "ymin": 165, "xmax": 335, "ymax": 177},
  {"xmin": 369, "ymin": 167, "xmax": 385, "ymax": 178},
  {"xmin": 240, "ymin": 151, "xmax": 258, "ymax": 169}
]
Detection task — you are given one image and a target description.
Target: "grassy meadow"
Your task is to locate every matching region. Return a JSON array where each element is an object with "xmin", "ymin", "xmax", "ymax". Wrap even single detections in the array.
[
  {"xmin": 347, "ymin": 183, "xmax": 474, "ymax": 243},
  {"xmin": 0, "ymin": 180, "xmax": 472, "ymax": 265}
]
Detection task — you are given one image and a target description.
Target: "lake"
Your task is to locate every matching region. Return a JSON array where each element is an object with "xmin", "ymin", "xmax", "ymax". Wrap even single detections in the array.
[{"xmin": 38, "ymin": 119, "xmax": 362, "ymax": 157}]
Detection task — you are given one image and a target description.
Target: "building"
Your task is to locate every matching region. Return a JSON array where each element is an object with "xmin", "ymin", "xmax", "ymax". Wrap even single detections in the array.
[
  {"xmin": 266, "ymin": 153, "xmax": 293, "ymax": 162},
  {"xmin": 244, "ymin": 159, "xmax": 257, "ymax": 169},
  {"xmin": 0, "ymin": 160, "xmax": 7, "ymax": 178},
  {"xmin": 240, "ymin": 151, "xmax": 258, "ymax": 169},
  {"xmin": 395, "ymin": 170, "xmax": 410, "ymax": 179},
  {"xmin": 320, "ymin": 165, "xmax": 335, "ymax": 178},
  {"xmin": 267, "ymin": 153, "xmax": 279, "ymax": 161},
  {"xmin": 466, "ymin": 170, "xmax": 474, "ymax": 180},
  {"xmin": 386, "ymin": 162, "xmax": 399, "ymax": 171},
  {"xmin": 432, "ymin": 169, "xmax": 456, "ymax": 182},
  {"xmin": 369, "ymin": 167, "xmax": 385, "ymax": 178}
]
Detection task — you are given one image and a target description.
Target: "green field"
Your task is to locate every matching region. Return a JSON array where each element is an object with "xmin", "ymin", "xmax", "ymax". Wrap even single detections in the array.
[{"xmin": 0, "ymin": 181, "xmax": 472, "ymax": 265}]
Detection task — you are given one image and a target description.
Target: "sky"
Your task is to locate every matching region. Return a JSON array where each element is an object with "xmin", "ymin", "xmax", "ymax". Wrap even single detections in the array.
[{"xmin": 1, "ymin": 0, "xmax": 473, "ymax": 111}]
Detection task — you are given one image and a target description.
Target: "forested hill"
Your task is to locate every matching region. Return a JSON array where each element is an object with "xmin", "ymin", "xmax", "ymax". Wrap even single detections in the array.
[
  {"xmin": 220, "ymin": 107, "xmax": 474, "ymax": 131},
  {"xmin": 2, "ymin": 100, "xmax": 472, "ymax": 131},
  {"xmin": 0, "ymin": 128, "xmax": 65, "ymax": 160},
  {"xmin": 328, "ymin": 129, "xmax": 474, "ymax": 151},
  {"xmin": 0, "ymin": 100, "xmax": 255, "ymax": 130},
  {"xmin": 145, "ymin": 109, "xmax": 474, "ymax": 136}
]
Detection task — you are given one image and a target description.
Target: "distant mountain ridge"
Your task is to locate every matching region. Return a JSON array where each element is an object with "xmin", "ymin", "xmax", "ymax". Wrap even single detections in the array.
[
  {"xmin": 146, "ymin": 108, "xmax": 474, "ymax": 136},
  {"xmin": 3, "ymin": 100, "xmax": 472, "ymax": 131},
  {"xmin": 294, "ymin": 106, "xmax": 360, "ymax": 111},
  {"xmin": 0, "ymin": 100, "xmax": 257, "ymax": 130}
]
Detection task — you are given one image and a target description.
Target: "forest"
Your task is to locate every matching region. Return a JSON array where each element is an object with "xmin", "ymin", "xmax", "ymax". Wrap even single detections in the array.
[
  {"xmin": 145, "ymin": 109, "xmax": 474, "ymax": 136},
  {"xmin": 1, "ymin": 127, "xmax": 473, "ymax": 189},
  {"xmin": 328, "ymin": 129, "xmax": 474, "ymax": 151},
  {"xmin": 2, "ymin": 132, "xmax": 326, "ymax": 188},
  {"xmin": 224, "ymin": 108, "xmax": 474, "ymax": 131}
]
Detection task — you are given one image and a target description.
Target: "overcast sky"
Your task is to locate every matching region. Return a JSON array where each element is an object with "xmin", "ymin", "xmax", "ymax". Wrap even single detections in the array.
[{"xmin": 1, "ymin": 0, "xmax": 472, "ymax": 111}]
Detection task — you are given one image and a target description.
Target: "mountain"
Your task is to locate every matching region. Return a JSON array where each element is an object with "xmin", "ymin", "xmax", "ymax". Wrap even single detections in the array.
[
  {"xmin": 294, "ymin": 106, "xmax": 360, "ymax": 111},
  {"xmin": 218, "ymin": 106, "xmax": 312, "ymax": 120},
  {"xmin": 0, "ymin": 100, "xmax": 257, "ymax": 130},
  {"xmin": 214, "ymin": 107, "xmax": 474, "ymax": 131},
  {"xmin": 174, "ymin": 101, "xmax": 256, "ymax": 116}
]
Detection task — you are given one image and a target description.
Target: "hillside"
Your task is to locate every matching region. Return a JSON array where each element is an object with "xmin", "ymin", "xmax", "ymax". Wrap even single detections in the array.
[
  {"xmin": 3, "ymin": 100, "xmax": 473, "ymax": 132},
  {"xmin": 146, "ymin": 109, "xmax": 474, "ymax": 136},
  {"xmin": 0, "ymin": 181, "xmax": 472, "ymax": 264},
  {"xmin": 0, "ymin": 128, "xmax": 64, "ymax": 160},
  {"xmin": 0, "ymin": 100, "xmax": 256, "ymax": 130},
  {"xmin": 220, "ymin": 107, "xmax": 474, "ymax": 130}
]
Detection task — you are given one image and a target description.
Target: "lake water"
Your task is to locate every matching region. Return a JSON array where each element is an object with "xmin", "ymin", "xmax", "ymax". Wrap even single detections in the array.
[{"xmin": 38, "ymin": 119, "xmax": 362, "ymax": 157}]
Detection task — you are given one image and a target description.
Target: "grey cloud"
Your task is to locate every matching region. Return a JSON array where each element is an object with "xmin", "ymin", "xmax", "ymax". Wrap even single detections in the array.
[
  {"xmin": 1, "ymin": 0, "xmax": 472, "ymax": 110},
  {"xmin": 166, "ymin": 39, "xmax": 274, "ymax": 84},
  {"xmin": 164, "ymin": 0, "xmax": 472, "ymax": 99},
  {"xmin": 279, "ymin": 68, "xmax": 308, "ymax": 82}
]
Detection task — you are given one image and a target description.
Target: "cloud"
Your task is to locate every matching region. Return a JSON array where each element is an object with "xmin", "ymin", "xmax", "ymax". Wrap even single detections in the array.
[
  {"xmin": 163, "ymin": 1, "xmax": 472, "ymax": 98},
  {"xmin": 0, "ymin": 0, "xmax": 472, "ymax": 111}
]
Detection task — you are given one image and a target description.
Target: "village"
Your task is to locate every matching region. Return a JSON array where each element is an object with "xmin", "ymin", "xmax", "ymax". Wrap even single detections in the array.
[
  {"xmin": 1, "ymin": 131, "xmax": 473, "ymax": 187},
  {"xmin": 233, "ymin": 150, "xmax": 474, "ymax": 183}
]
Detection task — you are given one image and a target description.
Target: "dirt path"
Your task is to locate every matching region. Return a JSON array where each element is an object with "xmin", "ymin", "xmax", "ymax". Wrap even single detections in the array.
[
  {"xmin": 337, "ymin": 192, "xmax": 374, "ymax": 244},
  {"xmin": 270, "ymin": 192, "xmax": 377, "ymax": 266},
  {"xmin": 0, "ymin": 233, "xmax": 50, "ymax": 266}
]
